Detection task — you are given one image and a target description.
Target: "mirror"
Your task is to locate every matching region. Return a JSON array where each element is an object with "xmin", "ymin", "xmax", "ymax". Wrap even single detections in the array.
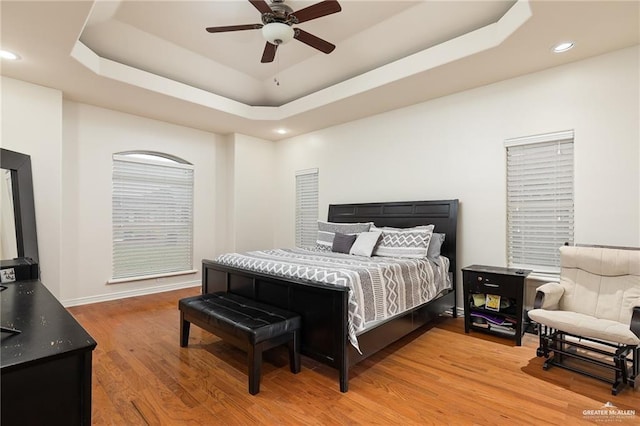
[
  {"xmin": 1, "ymin": 169, "xmax": 18, "ymax": 258},
  {"xmin": 0, "ymin": 148, "xmax": 39, "ymax": 265}
]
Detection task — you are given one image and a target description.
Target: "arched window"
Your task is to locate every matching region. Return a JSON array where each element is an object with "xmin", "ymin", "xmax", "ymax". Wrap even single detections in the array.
[{"xmin": 111, "ymin": 151, "xmax": 194, "ymax": 281}]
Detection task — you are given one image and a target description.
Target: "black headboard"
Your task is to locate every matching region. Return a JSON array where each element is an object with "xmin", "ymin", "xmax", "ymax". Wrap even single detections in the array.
[{"xmin": 327, "ymin": 199, "xmax": 459, "ymax": 282}]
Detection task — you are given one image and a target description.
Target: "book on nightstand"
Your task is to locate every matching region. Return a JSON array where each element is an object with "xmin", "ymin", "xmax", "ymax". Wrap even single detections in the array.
[{"xmin": 485, "ymin": 294, "xmax": 501, "ymax": 311}]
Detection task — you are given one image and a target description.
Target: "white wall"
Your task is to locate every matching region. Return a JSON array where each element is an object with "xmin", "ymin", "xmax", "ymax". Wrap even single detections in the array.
[
  {"xmin": 228, "ymin": 133, "xmax": 275, "ymax": 252},
  {"xmin": 1, "ymin": 77, "xmax": 275, "ymax": 305},
  {"xmin": 60, "ymin": 101, "xmax": 228, "ymax": 305},
  {"xmin": 1, "ymin": 77, "xmax": 63, "ymax": 297},
  {"xmin": 273, "ymin": 46, "xmax": 640, "ymax": 299}
]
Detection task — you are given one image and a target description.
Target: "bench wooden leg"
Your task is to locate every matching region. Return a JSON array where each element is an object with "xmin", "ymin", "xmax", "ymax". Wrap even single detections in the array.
[
  {"xmin": 248, "ymin": 343, "xmax": 262, "ymax": 395},
  {"xmin": 179, "ymin": 294, "xmax": 302, "ymax": 395},
  {"xmin": 289, "ymin": 330, "xmax": 301, "ymax": 374},
  {"xmin": 180, "ymin": 312, "xmax": 190, "ymax": 347}
]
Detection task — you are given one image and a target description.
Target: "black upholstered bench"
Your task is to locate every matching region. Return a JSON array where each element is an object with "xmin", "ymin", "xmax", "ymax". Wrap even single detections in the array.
[{"xmin": 178, "ymin": 292, "xmax": 301, "ymax": 395}]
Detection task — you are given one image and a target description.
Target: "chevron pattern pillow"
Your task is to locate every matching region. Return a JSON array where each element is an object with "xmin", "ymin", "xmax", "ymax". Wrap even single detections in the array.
[
  {"xmin": 316, "ymin": 221, "xmax": 373, "ymax": 250},
  {"xmin": 371, "ymin": 224, "xmax": 434, "ymax": 259}
]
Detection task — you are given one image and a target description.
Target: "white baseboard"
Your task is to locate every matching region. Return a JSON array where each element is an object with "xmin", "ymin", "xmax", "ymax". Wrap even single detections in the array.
[{"xmin": 61, "ymin": 280, "xmax": 200, "ymax": 307}]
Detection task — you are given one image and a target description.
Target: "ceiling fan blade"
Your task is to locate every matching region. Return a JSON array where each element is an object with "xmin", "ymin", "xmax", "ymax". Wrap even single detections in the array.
[
  {"xmin": 261, "ymin": 42, "xmax": 278, "ymax": 63},
  {"xmin": 293, "ymin": 0, "xmax": 342, "ymax": 24},
  {"xmin": 249, "ymin": 0, "xmax": 273, "ymax": 14},
  {"xmin": 294, "ymin": 28, "xmax": 335, "ymax": 54},
  {"xmin": 206, "ymin": 23, "xmax": 262, "ymax": 33}
]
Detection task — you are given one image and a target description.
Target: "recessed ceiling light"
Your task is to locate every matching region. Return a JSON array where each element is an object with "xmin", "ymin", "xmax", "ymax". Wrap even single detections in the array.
[
  {"xmin": 275, "ymin": 128, "xmax": 288, "ymax": 135},
  {"xmin": 552, "ymin": 42, "xmax": 574, "ymax": 53},
  {"xmin": 0, "ymin": 49, "xmax": 21, "ymax": 60}
]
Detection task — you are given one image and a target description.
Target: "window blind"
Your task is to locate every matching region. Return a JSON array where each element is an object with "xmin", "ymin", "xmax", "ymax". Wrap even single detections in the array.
[
  {"xmin": 505, "ymin": 131, "xmax": 574, "ymax": 273},
  {"xmin": 112, "ymin": 154, "xmax": 194, "ymax": 280},
  {"xmin": 295, "ymin": 169, "xmax": 318, "ymax": 248}
]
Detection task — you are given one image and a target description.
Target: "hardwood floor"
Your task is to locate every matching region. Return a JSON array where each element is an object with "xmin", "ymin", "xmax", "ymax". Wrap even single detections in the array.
[{"xmin": 68, "ymin": 288, "xmax": 638, "ymax": 425}]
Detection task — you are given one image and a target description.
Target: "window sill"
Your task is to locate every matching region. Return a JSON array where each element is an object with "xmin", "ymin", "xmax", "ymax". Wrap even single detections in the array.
[
  {"xmin": 107, "ymin": 269, "xmax": 198, "ymax": 285},
  {"xmin": 527, "ymin": 272, "xmax": 560, "ymax": 282}
]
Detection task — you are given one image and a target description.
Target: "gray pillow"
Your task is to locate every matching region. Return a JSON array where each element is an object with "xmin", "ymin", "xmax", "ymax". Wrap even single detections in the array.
[
  {"xmin": 332, "ymin": 232, "xmax": 357, "ymax": 254},
  {"xmin": 349, "ymin": 230, "xmax": 382, "ymax": 257},
  {"xmin": 427, "ymin": 233, "xmax": 446, "ymax": 260}
]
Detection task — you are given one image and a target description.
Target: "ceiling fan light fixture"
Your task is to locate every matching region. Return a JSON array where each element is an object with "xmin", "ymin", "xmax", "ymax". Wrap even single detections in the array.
[
  {"xmin": 205, "ymin": 0, "xmax": 342, "ymax": 62},
  {"xmin": 262, "ymin": 22, "xmax": 294, "ymax": 45}
]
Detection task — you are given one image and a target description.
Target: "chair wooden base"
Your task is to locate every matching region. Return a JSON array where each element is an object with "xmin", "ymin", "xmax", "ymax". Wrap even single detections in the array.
[{"xmin": 536, "ymin": 325, "xmax": 638, "ymax": 395}]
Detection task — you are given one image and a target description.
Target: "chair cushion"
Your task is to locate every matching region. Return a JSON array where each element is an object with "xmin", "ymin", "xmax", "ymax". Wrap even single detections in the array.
[
  {"xmin": 528, "ymin": 308, "xmax": 640, "ymax": 345},
  {"xmin": 557, "ymin": 246, "xmax": 640, "ymax": 325}
]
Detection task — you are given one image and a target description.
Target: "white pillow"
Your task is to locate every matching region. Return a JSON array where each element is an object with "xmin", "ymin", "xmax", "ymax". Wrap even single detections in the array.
[{"xmin": 349, "ymin": 230, "xmax": 382, "ymax": 257}]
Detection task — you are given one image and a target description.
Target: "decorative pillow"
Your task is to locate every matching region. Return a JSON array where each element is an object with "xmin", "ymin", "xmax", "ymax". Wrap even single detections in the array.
[
  {"xmin": 350, "ymin": 230, "xmax": 383, "ymax": 257},
  {"xmin": 332, "ymin": 232, "xmax": 357, "ymax": 254},
  {"xmin": 371, "ymin": 224, "xmax": 434, "ymax": 258},
  {"xmin": 427, "ymin": 232, "xmax": 446, "ymax": 260},
  {"xmin": 316, "ymin": 221, "xmax": 372, "ymax": 250}
]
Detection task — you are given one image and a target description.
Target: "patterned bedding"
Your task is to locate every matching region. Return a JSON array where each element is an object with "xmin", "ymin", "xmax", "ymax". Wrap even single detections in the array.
[{"xmin": 214, "ymin": 248, "xmax": 451, "ymax": 352}]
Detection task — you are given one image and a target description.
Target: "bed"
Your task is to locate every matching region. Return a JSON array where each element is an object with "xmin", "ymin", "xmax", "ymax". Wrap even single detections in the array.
[{"xmin": 201, "ymin": 199, "xmax": 458, "ymax": 392}]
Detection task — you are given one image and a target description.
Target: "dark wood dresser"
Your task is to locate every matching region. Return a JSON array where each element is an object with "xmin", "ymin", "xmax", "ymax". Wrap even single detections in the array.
[{"xmin": 1, "ymin": 280, "xmax": 97, "ymax": 425}]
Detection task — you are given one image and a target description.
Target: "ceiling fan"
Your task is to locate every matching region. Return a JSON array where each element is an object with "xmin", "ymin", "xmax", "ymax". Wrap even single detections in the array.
[{"xmin": 206, "ymin": 0, "xmax": 342, "ymax": 63}]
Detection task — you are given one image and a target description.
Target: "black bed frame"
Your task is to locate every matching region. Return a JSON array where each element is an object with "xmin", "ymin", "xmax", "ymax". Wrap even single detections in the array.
[{"xmin": 201, "ymin": 199, "xmax": 458, "ymax": 392}]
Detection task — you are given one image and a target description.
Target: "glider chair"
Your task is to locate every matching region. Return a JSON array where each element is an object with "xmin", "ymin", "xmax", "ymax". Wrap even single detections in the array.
[{"xmin": 528, "ymin": 245, "xmax": 640, "ymax": 395}]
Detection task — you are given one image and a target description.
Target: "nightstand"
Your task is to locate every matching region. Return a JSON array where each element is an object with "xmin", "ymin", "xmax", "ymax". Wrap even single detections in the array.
[{"xmin": 462, "ymin": 265, "xmax": 531, "ymax": 346}]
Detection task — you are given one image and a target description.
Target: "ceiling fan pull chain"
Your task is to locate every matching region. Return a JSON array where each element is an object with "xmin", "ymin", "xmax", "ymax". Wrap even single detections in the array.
[{"xmin": 274, "ymin": 52, "xmax": 281, "ymax": 86}]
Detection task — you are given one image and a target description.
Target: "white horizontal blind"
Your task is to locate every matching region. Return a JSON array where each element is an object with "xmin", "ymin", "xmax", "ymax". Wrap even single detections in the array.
[
  {"xmin": 506, "ymin": 131, "xmax": 574, "ymax": 273},
  {"xmin": 295, "ymin": 169, "xmax": 318, "ymax": 248},
  {"xmin": 112, "ymin": 154, "xmax": 194, "ymax": 279}
]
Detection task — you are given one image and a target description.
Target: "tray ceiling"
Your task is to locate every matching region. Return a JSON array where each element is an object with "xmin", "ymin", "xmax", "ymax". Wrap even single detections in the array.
[{"xmin": 1, "ymin": 1, "xmax": 638, "ymax": 140}]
